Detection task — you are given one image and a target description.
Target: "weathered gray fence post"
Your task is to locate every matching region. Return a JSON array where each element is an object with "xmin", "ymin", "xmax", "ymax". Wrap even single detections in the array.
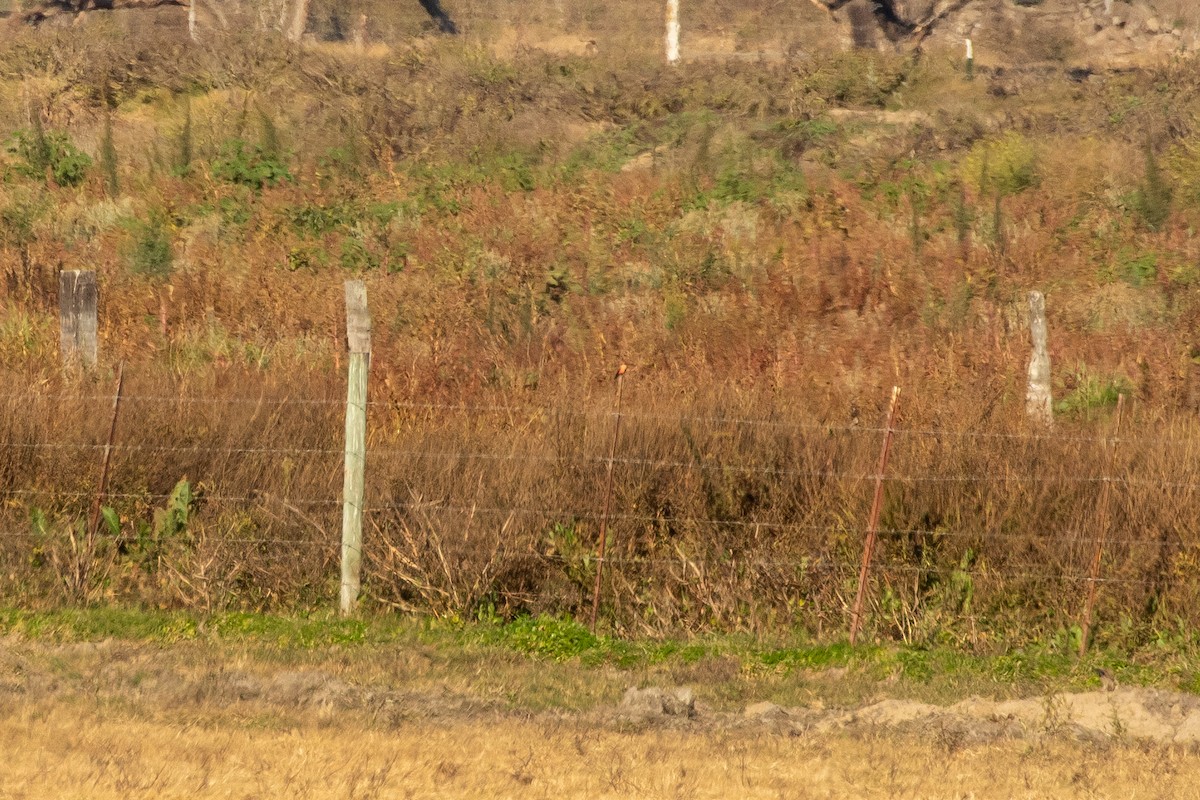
[
  {"xmin": 59, "ymin": 270, "xmax": 98, "ymax": 368},
  {"xmin": 340, "ymin": 280, "xmax": 370, "ymax": 615},
  {"xmin": 1026, "ymin": 291, "xmax": 1052, "ymax": 425}
]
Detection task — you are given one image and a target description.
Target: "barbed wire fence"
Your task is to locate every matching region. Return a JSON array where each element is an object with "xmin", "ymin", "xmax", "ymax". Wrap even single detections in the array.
[
  {"xmin": 4, "ymin": 369, "xmax": 1200, "ymax": 650},
  {"xmin": 8, "ymin": 277, "xmax": 1200, "ymax": 646}
]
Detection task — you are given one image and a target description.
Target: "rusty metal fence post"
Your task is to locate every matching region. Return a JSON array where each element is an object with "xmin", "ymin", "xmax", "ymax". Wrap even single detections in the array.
[{"xmin": 849, "ymin": 386, "xmax": 902, "ymax": 646}]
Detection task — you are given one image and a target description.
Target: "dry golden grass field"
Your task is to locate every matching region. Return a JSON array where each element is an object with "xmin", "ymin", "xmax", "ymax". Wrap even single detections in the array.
[
  {"xmin": 2, "ymin": 623, "xmax": 1200, "ymax": 800},
  {"xmin": 11, "ymin": 704, "xmax": 1200, "ymax": 799}
]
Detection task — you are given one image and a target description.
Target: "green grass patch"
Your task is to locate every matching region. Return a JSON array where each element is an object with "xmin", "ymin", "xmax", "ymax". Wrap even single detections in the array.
[
  {"xmin": 0, "ymin": 607, "xmax": 1194, "ymax": 699},
  {"xmin": 0, "ymin": 606, "xmax": 200, "ymax": 643}
]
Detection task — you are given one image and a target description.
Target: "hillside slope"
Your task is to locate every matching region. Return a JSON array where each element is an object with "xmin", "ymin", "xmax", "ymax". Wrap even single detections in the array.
[{"xmin": 3, "ymin": 1, "xmax": 1200, "ymax": 635}]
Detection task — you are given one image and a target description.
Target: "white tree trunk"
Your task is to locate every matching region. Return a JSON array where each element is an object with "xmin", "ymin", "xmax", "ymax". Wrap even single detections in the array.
[{"xmin": 187, "ymin": 0, "xmax": 196, "ymax": 41}]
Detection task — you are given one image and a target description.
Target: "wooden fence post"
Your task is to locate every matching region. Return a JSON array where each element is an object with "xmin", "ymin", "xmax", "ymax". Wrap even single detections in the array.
[
  {"xmin": 340, "ymin": 280, "xmax": 370, "ymax": 616},
  {"xmin": 849, "ymin": 386, "xmax": 901, "ymax": 646},
  {"xmin": 1079, "ymin": 393, "xmax": 1125, "ymax": 657},
  {"xmin": 353, "ymin": 12, "xmax": 368, "ymax": 52},
  {"xmin": 286, "ymin": 0, "xmax": 310, "ymax": 42},
  {"xmin": 1026, "ymin": 290, "xmax": 1052, "ymax": 425},
  {"xmin": 59, "ymin": 270, "xmax": 97, "ymax": 368},
  {"xmin": 665, "ymin": 0, "xmax": 680, "ymax": 64},
  {"xmin": 590, "ymin": 363, "xmax": 627, "ymax": 632}
]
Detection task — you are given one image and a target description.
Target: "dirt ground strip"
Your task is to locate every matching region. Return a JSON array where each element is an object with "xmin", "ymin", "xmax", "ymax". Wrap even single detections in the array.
[{"xmin": 3, "ymin": 638, "xmax": 1200, "ymax": 798}]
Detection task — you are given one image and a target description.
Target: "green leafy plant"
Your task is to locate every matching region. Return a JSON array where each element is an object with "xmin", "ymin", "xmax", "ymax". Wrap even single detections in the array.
[
  {"xmin": 0, "ymin": 187, "xmax": 47, "ymax": 248},
  {"xmin": 285, "ymin": 201, "xmax": 356, "ymax": 237},
  {"xmin": 545, "ymin": 523, "xmax": 594, "ymax": 605},
  {"xmin": 339, "ymin": 235, "xmax": 380, "ymax": 272},
  {"xmin": 157, "ymin": 479, "xmax": 193, "ymax": 540},
  {"xmin": 1116, "ymin": 250, "xmax": 1158, "ymax": 288},
  {"xmin": 711, "ymin": 150, "xmax": 807, "ymax": 208},
  {"xmin": 128, "ymin": 479, "xmax": 196, "ymax": 570},
  {"xmin": 769, "ymin": 115, "xmax": 838, "ymax": 157},
  {"xmin": 257, "ymin": 108, "xmax": 282, "ymax": 161},
  {"xmin": 1055, "ymin": 368, "xmax": 1131, "ymax": 419},
  {"xmin": 285, "ymin": 244, "xmax": 329, "ymax": 272},
  {"xmin": 127, "ymin": 214, "xmax": 174, "ymax": 280},
  {"xmin": 211, "ymin": 139, "xmax": 293, "ymax": 189},
  {"xmin": 5, "ymin": 122, "xmax": 92, "ymax": 187},
  {"xmin": 948, "ymin": 548, "xmax": 976, "ymax": 615},
  {"xmin": 495, "ymin": 152, "xmax": 537, "ymax": 192},
  {"xmin": 952, "ymin": 183, "xmax": 974, "ymax": 261},
  {"xmin": 963, "ymin": 132, "xmax": 1040, "ymax": 196},
  {"xmin": 487, "ymin": 614, "xmax": 601, "ymax": 661}
]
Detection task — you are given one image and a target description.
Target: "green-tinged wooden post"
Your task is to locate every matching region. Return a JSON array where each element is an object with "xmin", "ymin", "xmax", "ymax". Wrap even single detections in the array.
[{"xmin": 340, "ymin": 280, "xmax": 370, "ymax": 616}]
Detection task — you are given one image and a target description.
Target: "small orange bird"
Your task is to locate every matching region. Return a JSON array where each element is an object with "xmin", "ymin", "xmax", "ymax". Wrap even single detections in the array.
[{"xmin": 615, "ymin": 364, "xmax": 627, "ymax": 378}]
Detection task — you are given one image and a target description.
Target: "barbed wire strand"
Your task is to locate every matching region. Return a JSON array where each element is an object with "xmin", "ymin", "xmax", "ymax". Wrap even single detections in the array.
[
  {"xmin": 12, "ymin": 439, "xmax": 1200, "ymax": 488},
  {"xmin": 0, "ymin": 526, "xmax": 1166, "ymax": 586},
  {"xmin": 6, "ymin": 392, "xmax": 1200, "ymax": 445},
  {"xmin": 0, "ymin": 488, "xmax": 341, "ymax": 507},
  {"xmin": 5, "ymin": 483, "xmax": 1200, "ymax": 548}
]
